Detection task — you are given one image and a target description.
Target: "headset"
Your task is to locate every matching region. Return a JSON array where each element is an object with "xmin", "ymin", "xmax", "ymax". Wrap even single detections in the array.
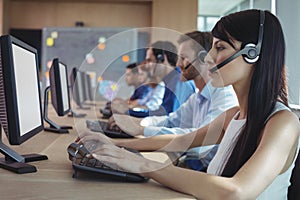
[
  {"xmin": 184, "ymin": 31, "xmax": 212, "ymax": 70},
  {"xmin": 156, "ymin": 51, "xmax": 165, "ymax": 63},
  {"xmin": 209, "ymin": 10, "xmax": 265, "ymax": 73}
]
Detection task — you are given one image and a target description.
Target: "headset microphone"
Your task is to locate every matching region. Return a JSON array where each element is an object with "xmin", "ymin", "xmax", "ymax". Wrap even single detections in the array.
[
  {"xmin": 184, "ymin": 50, "xmax": 207, "ymax": 70},
  {"xmin": 184, "ymin": 58, "xmax": 197, "ymax": 70},
  {"xmin": 209, "ymin": 47, "xmax": 253, "ymax": 73},
  {"xmin": 209, "ymin": 10, "xmax": 265, "ymax": 73}
]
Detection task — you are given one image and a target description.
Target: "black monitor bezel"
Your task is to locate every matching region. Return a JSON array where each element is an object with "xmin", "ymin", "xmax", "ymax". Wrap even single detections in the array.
[
  {"xmin": 80, "ymin": 71, "xmax": 88, "ymax": 102},
  {"xmin": 84, "ymin": 73, "xmax": 93, "ymax": 101},
  {"xmin": 0, "ymin": 35, "xmax": 44, "ymax": 145},
  {"xmin": 49, "ymin": 58, "xmax": 71, "ymax": 116},
  {"xmin": 70, "ymin": 67, "xmax": 85, "ymax": 106}
]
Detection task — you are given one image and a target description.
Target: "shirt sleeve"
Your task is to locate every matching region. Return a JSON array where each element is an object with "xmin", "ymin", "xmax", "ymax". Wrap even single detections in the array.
[
  {"xmin": 164, "ymin": 95, "xmax": 195, "ymax": 128},
  {"xmin": 199, "ymin": 85, "xmax": 238, "ymax": 127},
  {"xmin": 144, "ymin": 126, "xmax": 198, "ymax": 137},
  {"xmin": 143, "ymin": 93, "xmax": 197, "ymax": 137},
  {"xmin": 140, "ymin": 115, "xmax": 168, "ymax": 127},
  {"xmin": 145, "ymin": 82, "xmax": 165, "ymax": 111}
]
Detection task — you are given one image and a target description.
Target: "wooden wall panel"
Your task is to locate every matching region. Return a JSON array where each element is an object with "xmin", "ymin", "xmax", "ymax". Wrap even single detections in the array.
[
  {"xmin": 9, "ymin": 1, "xmax": 151, "ymax": 29},
  {"xmin": 151, "ymin": 0, "xmax": 198, "ymax": 43}
]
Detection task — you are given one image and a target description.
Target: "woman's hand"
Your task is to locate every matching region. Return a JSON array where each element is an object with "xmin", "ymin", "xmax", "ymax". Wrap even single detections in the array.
[
  {"xmin": 90, "ymin": 143, "xmax": 163, "ymax": 174},
  {"xmin": 76, "ymin": 131, "xmax": 114, "ymax": 152}
]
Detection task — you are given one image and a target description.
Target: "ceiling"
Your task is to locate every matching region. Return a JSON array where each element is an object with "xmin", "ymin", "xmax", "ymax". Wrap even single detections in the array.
[{"xmin": 199, "ymin": 0, "xmax": 246, "ymax": 16}]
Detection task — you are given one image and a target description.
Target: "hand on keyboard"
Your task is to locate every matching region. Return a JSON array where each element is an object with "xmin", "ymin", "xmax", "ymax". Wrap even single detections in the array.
[
  {"xmin": 77, "ymin": 131, "xmax": 154, "ymax": 174},
  {"xmin": 113, "ymin": 114, "xmax": 144, "ymax": 136},
  {"xmin": 68, "ymin": 142, "xmax": 123, "ymax": 171},
  {"xmin": 78, "ymin": 131, "xmax": 114, "ymax": 149},
  {"xmin": 106, "ymin": 116, "xmax": 121, "ymax": 131},
  {"xmin": 67, "ymin": 142, "xmax": 149, "ymax": 182}
]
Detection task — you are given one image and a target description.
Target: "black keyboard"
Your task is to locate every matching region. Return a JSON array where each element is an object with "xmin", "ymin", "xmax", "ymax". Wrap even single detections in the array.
[
  {"xmin": 67, "ymin": 142, "xmax": 148, "ymax": 182},
  {"xmin": 86, "ymin": 120, "xmax": 133, "ymax": 138}
]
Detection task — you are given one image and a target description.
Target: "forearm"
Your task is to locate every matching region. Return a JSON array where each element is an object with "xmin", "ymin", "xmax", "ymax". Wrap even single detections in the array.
[
  {"xmin": 143, "ymin": 126, "xmax": 198, "ymax": 137},
  {"xmin": 113, "ymin": 135, "xmax": 177, "ymax": 151},
  {"xmin": 128, "ymin": 99, "xmax": 138, "ymax": 107},
  {"xmin": 114, "ymin": 131, "xmax": 200, "ymax": 152},
  {"xmin": 144, "ymin": 163, "xmax": 239, "ymax": 200},
  {"xmin": 114, "ymin": 119, "xmax": 219, "ymax": 151}
]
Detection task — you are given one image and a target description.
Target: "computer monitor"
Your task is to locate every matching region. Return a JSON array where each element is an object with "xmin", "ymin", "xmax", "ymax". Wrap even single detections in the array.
[
  {"xmin": 43, "ymin": 58, "xmax": 72, "ymax": 133},
  {"xmin": 0, "ymin": 35, "xmax": 48, "ymax": 174},
  {"xmin": 67, "ymin": 67, "xmax": 87, "ymax": 118},
  {"xmin": 83, "ymin": 73, "xmax": 93, "ymax": 101},
  {"xmin": 70, "ymin": 67, "xmax": 89, "ymax": 109}
]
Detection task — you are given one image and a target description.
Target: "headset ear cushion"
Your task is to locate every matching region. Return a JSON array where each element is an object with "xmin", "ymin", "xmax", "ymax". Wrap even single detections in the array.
[
  {"xmin": 156, "ymin": 54, "xmax": 164, "ymax": 63},
  {"xmin": 197, "ymin": 50, "xmax": 207, "ymax": 63},
  {"xmin": 243, "ymin": 43, "xmax": 259, "ymax": 64}
]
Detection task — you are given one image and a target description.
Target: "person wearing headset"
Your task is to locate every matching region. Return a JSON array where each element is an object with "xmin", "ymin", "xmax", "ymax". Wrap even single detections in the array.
[
  {"xmin": 109, "ymin": 60, "xmax": 165, "ymax": 116},
  {"xmin": 78, "ymin": 10, "xmax": 299, "ymax": 199},
  {"xmin": 112, "ymin": 40, "xmax": 195, "ymax": 117},
  {"xmin": 108, "ymin": 31, "xmax": 238, "ymax": 172},
  {"xmin": 125, "ymin": 62, "xmax": 151, "ymax": 102},
  {"xmin": 140, "ymin": 40, "xmax": 196, "ymax": 116}
]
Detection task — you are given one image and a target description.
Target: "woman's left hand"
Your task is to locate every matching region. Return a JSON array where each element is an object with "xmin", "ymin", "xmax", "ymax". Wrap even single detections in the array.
[{"xmin": 90, "ymin": 143, "xmax": 164, "ymax": 175}]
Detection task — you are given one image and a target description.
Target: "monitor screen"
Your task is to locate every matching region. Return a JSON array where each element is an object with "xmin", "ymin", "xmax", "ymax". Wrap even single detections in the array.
[
  {"xmin": 0, "ymin": 35, "xmax": 43, "ymax": 145},
  {"xmin": 49, "ymin": 58, "xmax": 71, "ymax": 116}
]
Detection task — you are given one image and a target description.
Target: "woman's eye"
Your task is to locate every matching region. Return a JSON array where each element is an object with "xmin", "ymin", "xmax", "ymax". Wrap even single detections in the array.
[{"xmin": 216, "ymin": 46, "xmax": 225, "ymax": 51}]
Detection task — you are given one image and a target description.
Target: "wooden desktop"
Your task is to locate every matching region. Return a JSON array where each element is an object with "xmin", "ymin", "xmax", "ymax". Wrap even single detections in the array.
[{"xmin": 0, "ymin": 102, "xmax": 194, "ymax": 200}]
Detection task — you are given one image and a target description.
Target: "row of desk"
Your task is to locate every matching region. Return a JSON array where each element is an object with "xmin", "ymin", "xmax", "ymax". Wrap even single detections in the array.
[{"xmin": 0, "ymin": 102, "xmax": 194, "ymax": 199}]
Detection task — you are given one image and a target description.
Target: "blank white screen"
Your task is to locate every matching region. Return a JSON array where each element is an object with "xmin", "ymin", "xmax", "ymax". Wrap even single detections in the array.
[
  {"xmin": 59, "ymin": 63, "xmax": 69, "ymax": 112},
  {"xmin": 12, "ymin": 44, "xmax": 42, "ymax": 136}
]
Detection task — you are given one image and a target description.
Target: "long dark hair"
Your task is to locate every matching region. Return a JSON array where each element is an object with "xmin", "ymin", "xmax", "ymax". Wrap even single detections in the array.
[{"xmin": 212, "ymin": 10, "xmax": 288, "ymax": 177}]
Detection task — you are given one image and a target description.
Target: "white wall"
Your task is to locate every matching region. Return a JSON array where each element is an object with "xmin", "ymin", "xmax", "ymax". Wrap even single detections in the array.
[{"xmin": 277, "ymin": 0, "xmax": 300, "ymax": 105}]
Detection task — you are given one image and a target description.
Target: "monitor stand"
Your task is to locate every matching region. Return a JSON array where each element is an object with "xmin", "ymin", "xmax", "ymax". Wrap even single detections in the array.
[
  {"xmin": 0, "ymin": 131, "xmax": 48, "ymax": 174},
  {"xmin": 43, "ymin": 86, "xmax": 72, "ymax": 134}
]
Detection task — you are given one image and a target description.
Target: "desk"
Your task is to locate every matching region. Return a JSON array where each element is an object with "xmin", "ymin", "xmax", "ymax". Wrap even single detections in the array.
[{"xmin": 0, "ymin": 103, "xmax": 194, "ymax": 200}]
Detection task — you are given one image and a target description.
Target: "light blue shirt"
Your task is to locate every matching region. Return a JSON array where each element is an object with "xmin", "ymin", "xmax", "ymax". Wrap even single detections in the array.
[
  {"xmin": 137, "ymin": 81, "xmax": 165, "ymax": 111},
  {"xmin": 142, "ymin": 81, "xmax": 238, "ymax": 137}
]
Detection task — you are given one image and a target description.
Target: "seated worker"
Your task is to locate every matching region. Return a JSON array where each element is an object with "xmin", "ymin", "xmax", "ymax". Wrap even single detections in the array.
[
  {"xmin": 109, "ymin": 31, "xmax": 238, "ymax": 171},
  {"xmin": 128, "ymin": 62, "xmax": 165, "ymax": 110},
  {"xmin": 112, "ymin": 41, "xmax": 195, "ymax": 117},
  {"xmin": 78, "ymin": 10, "xmax": 300, "ymax": 199},
  {"xmin": 125, "ymin": 62, "xmax": 151, "ymax": 101},
  {"xmin": 100, "ymin": 62, "xmax": 151, "ymax": 118},
  {"xmin": 144, "ymin": 41, "xmax": 195, "ymax": 116},
  {"xmin": 111, "ymin": 61, "xmax": 166, "ymax": 115}
]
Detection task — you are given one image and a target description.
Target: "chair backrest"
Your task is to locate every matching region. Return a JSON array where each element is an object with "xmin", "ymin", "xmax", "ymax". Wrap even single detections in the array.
[{"xmin": 288, "ymin": 147, "xmax": 300, "ymax": 199}]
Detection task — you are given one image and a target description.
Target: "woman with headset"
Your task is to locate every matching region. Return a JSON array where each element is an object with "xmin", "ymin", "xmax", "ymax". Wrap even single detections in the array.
[{"xmin": 78, "ymin": 9, "xmax": 299, "ymax": 199}]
